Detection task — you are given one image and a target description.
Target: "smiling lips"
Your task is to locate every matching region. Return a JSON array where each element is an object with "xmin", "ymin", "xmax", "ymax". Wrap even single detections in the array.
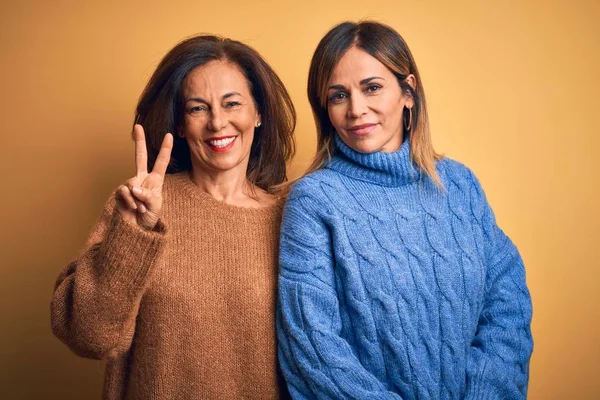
[
  {"xmin": 205, "ymin": 136, "xmax": 236, "ymax": 152},
  {"xmin": 348, "ymin": 123, "xmax": 377, "ymax": 136}
]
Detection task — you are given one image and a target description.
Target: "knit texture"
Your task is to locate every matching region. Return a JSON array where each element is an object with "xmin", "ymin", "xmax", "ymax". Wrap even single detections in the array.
[
  {"xmin": 277, "ymin": 136, "xmax": 533, "ymax": 400},
  {"xmin": 51, "ymin": 172, "xmax": 286, "ymax": 400}
]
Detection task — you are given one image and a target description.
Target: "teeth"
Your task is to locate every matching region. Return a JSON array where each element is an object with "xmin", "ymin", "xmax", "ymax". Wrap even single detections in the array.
[{"xmin": 208, "ymin": 137, "xmax": 235, "ymax": 148}]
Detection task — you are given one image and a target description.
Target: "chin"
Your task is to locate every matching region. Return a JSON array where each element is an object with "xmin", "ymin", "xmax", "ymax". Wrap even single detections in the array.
[
  {"xmin": 345, "ymin": 137, "xmax": 383, "ymax": 154},
  {"xmin": 208, "ymin": 160, "xmax": 242, "ymax": 172},
  {"xmin": 207, "ymin": 153, "xmax": 249, "ymax": 171}
]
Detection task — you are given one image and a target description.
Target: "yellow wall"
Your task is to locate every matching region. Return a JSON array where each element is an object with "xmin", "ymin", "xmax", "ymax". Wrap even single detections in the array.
[{"xmin": 1, "ymin": 1, "xmax": 598, "ymax": 398}]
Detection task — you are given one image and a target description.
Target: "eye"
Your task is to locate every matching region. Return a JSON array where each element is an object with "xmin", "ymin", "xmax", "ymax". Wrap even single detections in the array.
[
  {"xmin": 188, "ymin": 105, "xmax": 207, "ymax": 114},
  {"xmin": 328, "ymin": 92, "xmax": 348, "ymax": 103},
  {"xmin": 225, "ymin": 101, "xmax": 241, "ymax": 108},
  {"xmin": 365, "ymin": 84, "xmax": 382, "ymax": 93}
]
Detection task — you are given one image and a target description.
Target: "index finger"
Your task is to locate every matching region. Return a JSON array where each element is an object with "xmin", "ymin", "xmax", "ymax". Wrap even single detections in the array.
[
  {"xmin": 151, "ymin": 133, "xmax": 174, "ymax": 177},
  {"xmin": 134, "ymin": 124, "xmax": 148, "ymax": 176}
]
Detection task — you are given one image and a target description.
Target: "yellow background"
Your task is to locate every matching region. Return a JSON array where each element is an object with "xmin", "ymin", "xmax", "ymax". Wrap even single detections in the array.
[{"xmin": 1, "ymin": 0, "xmax": 598, "ymax": 398}]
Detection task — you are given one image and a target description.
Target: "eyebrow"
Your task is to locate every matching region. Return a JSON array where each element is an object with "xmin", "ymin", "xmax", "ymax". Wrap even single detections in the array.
[
  {"xmin": 327, "ymin": 76, "xmax": 384, "ymax": 91},
  {"xmin": 185, "ymin": 92, "xmax": 243, "ymax": 104}
]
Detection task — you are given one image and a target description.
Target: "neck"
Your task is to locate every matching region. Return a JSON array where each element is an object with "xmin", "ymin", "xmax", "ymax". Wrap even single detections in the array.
[
  {"xmin": 189, "ymin": 164, "xmax": 253, "ymax": 204},
  {"xmin": 327, "ymin": 133, "xmax": 419, "ymax": 187}
]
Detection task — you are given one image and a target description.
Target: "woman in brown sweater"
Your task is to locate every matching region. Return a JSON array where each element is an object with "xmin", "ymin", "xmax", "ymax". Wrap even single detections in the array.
[{"xmin": 50, "ymin": 35, "xmax": 295, "ymax": 399}]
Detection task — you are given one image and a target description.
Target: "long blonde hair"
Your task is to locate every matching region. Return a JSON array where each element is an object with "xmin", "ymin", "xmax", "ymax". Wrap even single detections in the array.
[{"xmin": 305, "ymin": 21, "xmax": 443, "ymax": 186}]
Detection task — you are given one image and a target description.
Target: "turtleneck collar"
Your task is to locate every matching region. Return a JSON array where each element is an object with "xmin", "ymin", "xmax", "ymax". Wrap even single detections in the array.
[{"xmin": 326, "ymin": 134, "xmax": 420, "ymax": 187}]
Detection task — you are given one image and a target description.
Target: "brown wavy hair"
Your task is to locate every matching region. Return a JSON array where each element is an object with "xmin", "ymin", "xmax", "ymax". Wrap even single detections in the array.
[
  {"xmin": 134, "ymin": 35, "xmax": 296, "ymax": 192},
  {"xmin": 306, "ymin": 21, "xmax": 442, "ymax": 185}
]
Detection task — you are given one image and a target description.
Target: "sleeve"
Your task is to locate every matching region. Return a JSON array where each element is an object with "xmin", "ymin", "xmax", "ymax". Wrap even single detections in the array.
[
  {"xmin": 50, "ymin": 196, "xmax": 167, "ymax": 359},
  {"xmin": 464, "ymin": 173, "xmax": 534, "ymax": 400},
  {"xmin": 276, "ymin": 183, "xmax": 402, "ymax": 400}
]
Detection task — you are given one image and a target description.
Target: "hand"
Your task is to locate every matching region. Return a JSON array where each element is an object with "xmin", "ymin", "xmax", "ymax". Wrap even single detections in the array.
[{"xmin": 115, "ymin": 124, "xmax": 173, "ymax": 230}]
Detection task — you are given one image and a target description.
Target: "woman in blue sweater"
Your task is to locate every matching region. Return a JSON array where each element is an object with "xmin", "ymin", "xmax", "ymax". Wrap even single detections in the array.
[{"xmin": 277, "ymin": 21, "xmax": 533, "ymax": 399}]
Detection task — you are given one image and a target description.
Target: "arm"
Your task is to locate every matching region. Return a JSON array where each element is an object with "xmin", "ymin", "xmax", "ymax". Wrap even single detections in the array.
[
  {"xmin": 50, "ymin": 198, "xmax": 167, "ymax": 359},
  {"xmin": 465, "ymin": 173, "xmax": 534, "ymax": 399},
  {"xmin": 277, "ymin": 185, "xmax": 401, "ymax": 400},
  {"xmin": 51, "ymin": 125, "xmax": 173, "ymax": 359}
]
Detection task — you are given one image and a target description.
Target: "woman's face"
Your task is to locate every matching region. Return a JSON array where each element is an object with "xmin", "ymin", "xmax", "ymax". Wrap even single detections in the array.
[
  {"xmin": 326, "ymin": 46, "xmax": 414, "ymax": 154},
  {"xmin": 180, "ymin": 60, "xmax": 260, "ymax": 176}
]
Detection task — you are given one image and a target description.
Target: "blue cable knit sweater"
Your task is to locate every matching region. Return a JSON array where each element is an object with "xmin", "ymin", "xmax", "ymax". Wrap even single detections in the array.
[{"xmin": 277, "ymin": 136, "xmax": 533, "ymax": 400}]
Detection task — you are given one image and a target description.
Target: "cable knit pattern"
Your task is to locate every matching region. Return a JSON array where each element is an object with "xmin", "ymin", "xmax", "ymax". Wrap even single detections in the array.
[{"xmin": 277, "ymin": 136, "xmax": 533, "ymax": 400}]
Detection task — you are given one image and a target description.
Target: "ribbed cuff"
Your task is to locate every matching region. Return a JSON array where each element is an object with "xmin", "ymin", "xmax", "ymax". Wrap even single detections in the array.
[{"xmin": 99, "ymin": 210, "xmax": 167, "ymax": 296}]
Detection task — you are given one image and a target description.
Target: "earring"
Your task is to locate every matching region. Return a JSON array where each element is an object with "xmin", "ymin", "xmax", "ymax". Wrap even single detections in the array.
[
  {"xmin": 404, "ymin": 107, "xmax": 413, "ymax": 132},
  {"xmin": 255, "ymin": 121, "xmax": 262, "ymax": 128}
]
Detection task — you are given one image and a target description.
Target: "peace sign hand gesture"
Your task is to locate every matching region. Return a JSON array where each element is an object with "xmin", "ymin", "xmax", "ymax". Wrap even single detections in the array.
[{"xmin": 115, "ymin": 124, "xmax": 174, "ymax": 231}]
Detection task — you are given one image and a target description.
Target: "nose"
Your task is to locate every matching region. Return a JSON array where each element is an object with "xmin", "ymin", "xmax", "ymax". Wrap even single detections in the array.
[
  {"xmin": 347, "ymin": 93, "xmax": 368, "ymax": 119},
  {"xmin": 208, "ymin": 108, "xmax": 227, "ymax": 131}
]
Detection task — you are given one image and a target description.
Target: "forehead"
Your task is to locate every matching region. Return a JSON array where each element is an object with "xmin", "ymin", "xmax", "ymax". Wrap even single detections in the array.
[
  {"xmin": 329, "ymin": 46, "xmax": 394, "ymax": 84},
  {"xmin": 183, "ymin": 60, "xmax": 251, "ymax": 96}
]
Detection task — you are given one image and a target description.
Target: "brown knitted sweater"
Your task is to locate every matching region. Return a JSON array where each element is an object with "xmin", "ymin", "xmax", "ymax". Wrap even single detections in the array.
[{"xmin": 51, "ymin": 172, "xmax": 286, "ymax": 399}]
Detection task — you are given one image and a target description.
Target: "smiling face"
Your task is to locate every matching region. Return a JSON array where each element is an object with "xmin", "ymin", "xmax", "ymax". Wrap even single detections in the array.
[
  {"xmin": 180, "ymin": 60, "xmax": 260, "ymax": 176},
  {"xmin": 326, "ymin": 46, "xmax": 414, "ymax": 153}
]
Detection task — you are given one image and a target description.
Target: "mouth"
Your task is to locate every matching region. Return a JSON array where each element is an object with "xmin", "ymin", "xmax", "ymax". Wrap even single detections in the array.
[
  {"xmin": 205, "ymin": 136, "xmax": 237, "ymax": 152},
  {"xmin": 348, "ymin": 123, "xmax": 377, "ymax": 136}
]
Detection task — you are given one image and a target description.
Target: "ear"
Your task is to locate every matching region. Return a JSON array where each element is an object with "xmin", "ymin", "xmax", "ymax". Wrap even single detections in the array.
[
  {"xmin": 405, "ymin": 74, "xmax": 416, "ymax": 90},
  {"xmin": 403, "ymin": 74, "xmax": 417, "ymax": 108},
  {"xmin": 255, "ymin": 113, "xmax": 262, "ymax": 128}
]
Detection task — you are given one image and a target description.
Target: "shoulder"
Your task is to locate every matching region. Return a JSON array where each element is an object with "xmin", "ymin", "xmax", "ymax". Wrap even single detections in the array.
[
  {"xmin": 436, "ymin": 157, "xmax": 485, "ymax": 193},
  {"xmin": 435, "ymin": 157, "xmax": 491, "ymax": 219},
  {"xmin": 161, "ymin": 172, "xmax": 198, "ymax": 205},
  {"xmin": 435, "ymin": 157, "xmax": 494, "ymax": 227},
  {"xmin": 287, "ymin": 168, "xmax": 342, "ymax": 202},
  {"xmin": 282, "ymin": 169, "xmax": 346, "ymax": 225},
  {"xmin": 437, "ymin": 157, "xmax": 474, "ymax": 182},
  {"xmin": 163, "ymin": 171, "xmax": 187, "ymax": 192}
]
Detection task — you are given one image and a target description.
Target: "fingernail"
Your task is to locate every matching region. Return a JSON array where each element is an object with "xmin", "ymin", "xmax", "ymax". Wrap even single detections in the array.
[{"xmin": 133, "ymin": 186, "xmax": 142, "ymax": 195}]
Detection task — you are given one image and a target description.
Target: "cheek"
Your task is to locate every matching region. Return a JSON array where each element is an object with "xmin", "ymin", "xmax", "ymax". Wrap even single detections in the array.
[
  {"xmin": 327, "ymin": 106, "xmax": 345, "ymax": 130},
  {"xmin": 233, "ymin": 109, "xmax": 258, "ymax": 132},
  {"xmin": 235, "ymin": 121, "xmax": 256, "ymax": 141},
  {"xmin": 243, "ymin": 131, "xmax": 255, "ymax": 148},
  {"xmin": 231, "ymin": 116, "xmax": 256, "ymax": 148},
  {"xmin": 380, "ymin": 98, "xmax": 405, "ymax": 124},
  {"xmin": 182, "ymin": 116, "xmax": 206, "ymax": 136}
]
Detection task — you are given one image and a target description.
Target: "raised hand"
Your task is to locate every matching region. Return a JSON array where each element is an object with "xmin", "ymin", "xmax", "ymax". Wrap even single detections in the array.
[{"xmin": 115, "ymin": 124, "xmax": 173, "ymax": 230}]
